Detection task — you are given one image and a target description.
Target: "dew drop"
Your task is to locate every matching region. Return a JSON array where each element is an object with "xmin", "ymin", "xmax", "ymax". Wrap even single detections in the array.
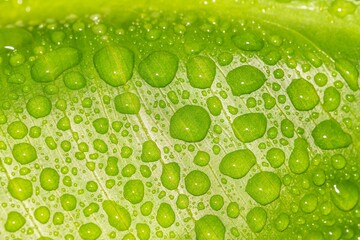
[
  {"xmin": 5, "ymin": 211, "xmax": 26, "ymax": 232},
  {"xmin": 114, "ymin": 92, "xmax": 141, "ymax": 114},
  {"xmin": 160, "ymin": 162, "xmax": 180, "ymax": 190},
  {"xmin": 141, "ymin": 140, "xmax": 161, "ymax": 162},
  {"xmin": 26, "ymin": 95, "xmax": 52, "ymax": 118},
  {"xmin": 156, "ymin": 203, "xmax": 175, "ymax": 228},
  {"xmin": 232, "ymin": 113, "xmax": 267, "ymax": 143},
  {"xmin": 123, "ymin": 180, "xmax": 144, "ymax": 204},
  {"xmin": 246, "ymin": 171, "xmax": 281, "ymax": 205},
  {"xmin": 138, "ymin": 51, "xmax": 178, "ymax": 88},
  {"xmin": 226, "ymin": 65, "xmax": 266, "ymax": 96},
  {"xmin": 40, "ymin": 167, "xmax": 60, "ymax": 191},
  {"xmin": 102, "ymin": 200, "xmax": 131, "ymax": 231},
  {"xmin": 312, "ymin": 119, "xmax": 352, "ymax": 150},
  {"xmin": 331, "ymin": 181, "xmax": 359, "ymax": 211},
  {"xmin": 7, "ymin": 121, "xmax": 28, "ymax": 139},
  {"xmin": 31, "ymin": 47, "xmax": 81, "ymax": 83},
  {"xmin": 232, "ymin": 32, "xmax": 264, "ymax": 51},
  {"xmin": 219, "ymin": 149, "xmax": 256, "ymax": 179},
  {"xmin": 185, "ymin": 170, "xmax": 211, "ymax": 196},
  {"xmin": 246, "ymin": 207, "xmax": 267, "ymax": 233},
  {"xmin": 195, "ymin": 215, "xmax": 225, "ymax": 240},
  {"xmin": 12, "ymin": 143, "xmax": 37, "ymax": 164},
  {"xmin": 93, "ymin": 46, "xmax": 134, "ymax": 87},
  {"xmin": 289, "ymin": 138, "xmax": 310, "ymax": 174},
  {"xmin": 170, "ymin": 105, "xmax": 211, "ymax": 142},
  {"xmin": 287, "ymin": 78, "xmax": 319, "ymax": 111},
  {"xmin": 78, "ymin": 222, "xmax": 102, "ymax": 240},
  {"xmin": 186, "ymin": 55, "xmax": 216, "ymax": 89},
  {"xmin": 7, "ymin": 177, "xmax": 33, "ymax": 201}
]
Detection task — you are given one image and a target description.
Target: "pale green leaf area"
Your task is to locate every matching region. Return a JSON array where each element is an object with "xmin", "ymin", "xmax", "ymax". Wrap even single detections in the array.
[{"xmin": 0, "ymin": 0, "xmax": 359, "ymax": 240}]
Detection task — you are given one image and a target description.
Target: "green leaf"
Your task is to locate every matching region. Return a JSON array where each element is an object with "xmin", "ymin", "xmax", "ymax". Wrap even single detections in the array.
[{"xmin": 0, "ymin": 1, "xmax": 359, "ymax": 239}]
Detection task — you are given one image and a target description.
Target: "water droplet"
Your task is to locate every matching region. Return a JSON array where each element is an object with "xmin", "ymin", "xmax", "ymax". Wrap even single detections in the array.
[
  {"xmin": 5, "ymin": 211, "xmax": 26, "ymax": 232},
  {"xmin": 300, "ymin": 194, "xmax": 318, "ymax": 213},
  {"xmin": 63, "ymin": 72, "xmax": 87, "ymax": 90},
  {"xmin": 217, "ymin": 52, "xmax": 233, "ymax": 66},
  {"xmin": 138, "ymin": 51, "xmax": 178, "ymax": 88},
  {"xmin": 7, "ymin": 121, "xmax": 28, "ymax": 139},
  {"xmin": 266, "ymin": 148, "xmax": 285, "ymax": 168},
  {"xmin": 114, "ymin": 92, "xmax": 141, "ymax": 114},
  {"xmin": 329, "ymin": 0, "xmax": 357, "ymax": 18},
  {"xmin": 123, "ymin": 180, "xmax": 144, "ymax": 204},
  {"xmin": 312, "ymin": 119, "xmax": 352, "ymax": 150},
  {"xmin": 57, "ymin": 116, "xmax": 71, "ymax": 131},
  {"xmin": 92, "ymin": 118, "xmax": 109, "ymax": 134},
  {"xmin": 314, "ymin": 73, "xmax": 328, "ymax": 87},
  {"xmin": 86, "ymin": 181, "xmax": 98, "ymax": 192},
  {"xmin": 210, "ymin": 195, "xmax": 224, "ymax": 211},
  {"xmin": 94, "ymin": 46, "xmax": 134, "ymax": 87},
  {"xmin": 34, "ymin": 206, "xmax": 50, "ymax": 224},
  {"xmin": 26, "ymin": 95, "xmax": 52, "ymax": 118},
  {"xmin": 331, "ymin": 154, "xmax": 347, "ymax": 170},
  {"xmin": 60, "ymin": 193, "xmax": 77, "ymax": 211},
  {"xmin": 140, "ymin": 201, "xmax": 154, "ymax": 216},
  {"xmin": 141, "ymin": 140, "xmax": 161, "ymax": 162},
  {"xmin": 53, "ymin": 212, "xmax": 64, "ymax": 225},
  {"xmin": 105, "ymin": 157, "xmax": 119, "ymax": 176},
  {"xmin": 232, "ymin": 32, "xmax": 264, "ymax": 51},
  {"xmin": 193, "ymin": 151, "xmax": 210, "ymax": 166},
  {"xmin": 287, "ymin": 78, "xmax": 319, "ymax": 111},
  {"xmin": 40, "ymin": 168, "xmax": 60, "ymax": 191},
  {"xmin": 280, "ymin": 119, "xmax": 294, "ymax": 138},
  {"xmin": 160, "ymin": 162, "xmax": 180, "ymax": 190},
  {"xmin": 170, "ymin": 105, "xmax": 211, "ymax": 142},
  {"xmin": 186, "ymin": 55, "xmax": 216, "ymax": 89},
  {"xmin": 323, "ymin": 87, "xmax": 340, "ymax": 112},
  {"xmin": 156, "ymin": 203, "xmax": 175, "ymax": 228},
  {"xmin": 195, "ymin": 215, "xmax": 225, "ymax": 240},
  {"xmin": 83, "ymin": 203, "xmax": 99, "ymax": 217},
  {"xmin": 226, "ymin": 202, "xmax": 240, "ymax": 218},
  {"xmin": 335, "ymin": 58, "xmax": 359, "ymax": 91},
  {"xmin": 246, "ymin": 207, "xmax": 267, "ymax": 233},
  {"xmin": 206, "ymin": 96, "xmax": 223, "ymax": 116},
  {"xmin": 262, "ymin": 93, "xmax": 276, "ymax": 110},
  {"xmin": 262, "ymin": 49, "xmax": 282, "ymax": 66},
  {"xmin": 226, "ymin": 65, "xmax": 266, "ymax": 96},
  {"xmin": 31, "ymin": 47, "xmax": 81, "ymax": 82},
  {"xmin": 176, "ymin": 194, "xmax": 189, "ymax": 209},
  {"xmin": 232, "ymin": 113, "xmax": 267, "ymax": 143},
  {"xmin": 219, "ymin": 149, "xmax": 256, "ymax": 179},
  {"xmin": 102, "ymin": 200, "xmax": 131, "ymax": 231},
  {"xmin": 93, "ymin": 139, "xmax": 108, "ymax": 153},
  {"xmin": 122, "ymin": 164, "xmax": 136, "ymax": 177},
  {"xmin": 331, "ymin": 181, "xmax": 359, "ymax": 211},
  {"xmin": 289, "ymin": 138, "xmax": 310, "ymax": 174},
  {"xmin": 246, "ymin": 171, "xmax": 281, "ymax": 205},
  {"xmin": 12, "ymin": 143, "xmax": 37, "ymax": 164},
  {"xmin": 78, "ymin": 222, "xmax": 102, "ymax": 240},
  {"xmin": 136, "ymin": 223, "xmax": 150, "ymax": 240},
  {"xmin": 274, "ymin": 213, "xmax": 289, "ymax": 232},
  {"xmin": 8, "ymin": 177, "xmax": 33, "ymax": 201},
  {"xmin": 185, "ymin": 170, "xmax": 211, "ymax": 196}
]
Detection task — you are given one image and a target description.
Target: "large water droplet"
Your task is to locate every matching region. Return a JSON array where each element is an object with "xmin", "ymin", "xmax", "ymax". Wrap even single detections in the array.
[
  {"xmin": 246, "ymin": 171, "xmax": 281, "ymax": 205},
  {"xmin": 170, "ymin": 105, "xmax": 211, "ymax": 142},
  {"xmin": 219, "ymin": 149, "xmax": 256, "ymax": 179},
  {"xmin": 226, "ymin": 65, "xmax": 266, "ymax": 96},
  {"xmin": 94, "ymin": 46, "xmax": 134, "ymax": 87}
]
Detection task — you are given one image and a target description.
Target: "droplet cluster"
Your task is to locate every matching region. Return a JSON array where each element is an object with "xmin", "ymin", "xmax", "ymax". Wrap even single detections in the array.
[{"xmin": 0, "ymin": 4, "xmax": 359, "ymax": 240}]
